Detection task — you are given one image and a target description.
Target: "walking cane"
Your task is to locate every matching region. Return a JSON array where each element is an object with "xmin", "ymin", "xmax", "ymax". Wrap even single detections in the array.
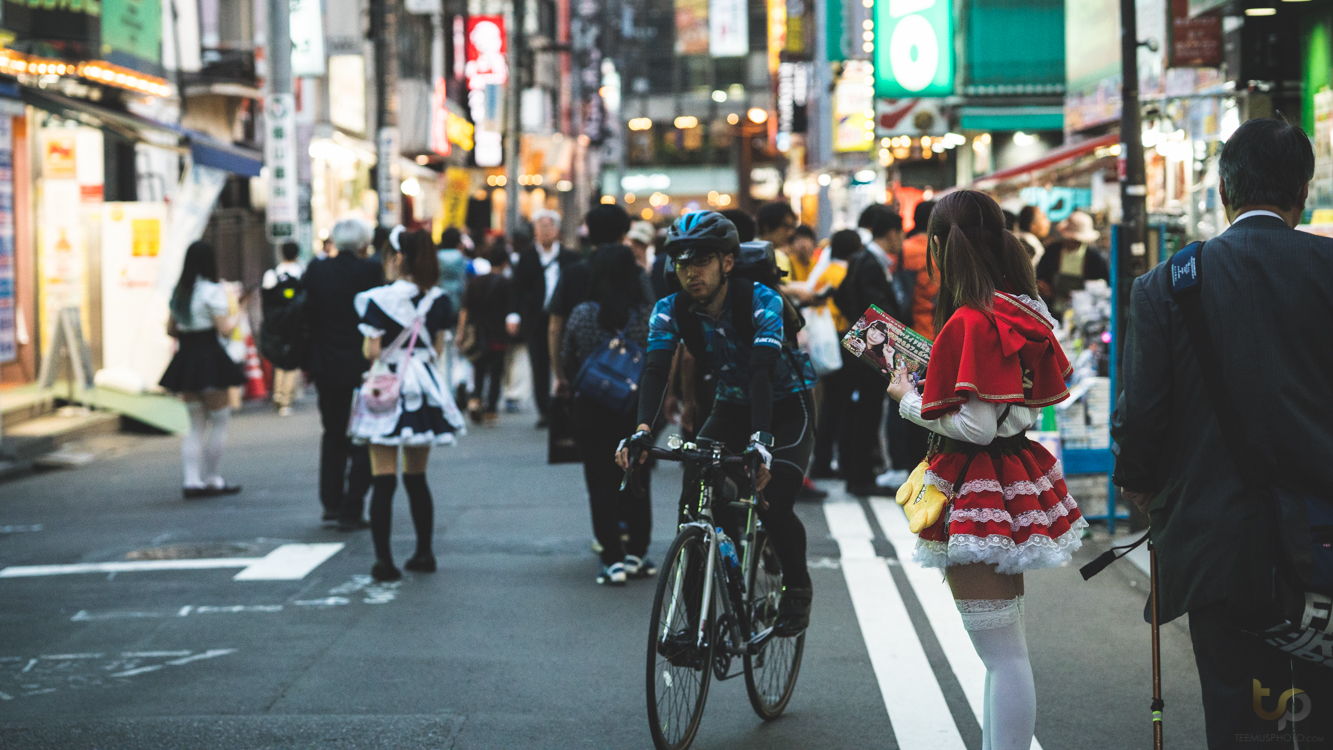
[
  {"xmin": 1150, "ymin": 543, "xmax": 1164, "ymax": 750},
  {"xmin": 1080, "ymin": 530, "xmax": 1160, "ymax": 747}
]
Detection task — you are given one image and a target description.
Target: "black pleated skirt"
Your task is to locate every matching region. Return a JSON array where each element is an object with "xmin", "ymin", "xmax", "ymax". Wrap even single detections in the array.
[{"xmin": 159, "ymin": 329, "xmax": 246, "ymax": 393}]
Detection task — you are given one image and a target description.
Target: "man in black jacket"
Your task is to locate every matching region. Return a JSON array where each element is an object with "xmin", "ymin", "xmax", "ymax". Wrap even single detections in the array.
[
  {"xmin": 834, "ymin": 208, "xmax": 906, "ymax": 497},
  {"xmin": 1112, "ymin": 118, "xmax": 1332, "ymax": 746},
  {"xmin": 506, "ymin": 209, "xmax": 580, "ymax": 426},
  {"xmin": 303, "ymin": 218, "xmax": 383, "ymax": 529}
]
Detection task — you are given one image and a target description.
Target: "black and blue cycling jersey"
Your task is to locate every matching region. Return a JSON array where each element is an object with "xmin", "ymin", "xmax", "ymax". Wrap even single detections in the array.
[{"xmin": 646, "ymin": 280, "xmax": 817, "ymax": 405}]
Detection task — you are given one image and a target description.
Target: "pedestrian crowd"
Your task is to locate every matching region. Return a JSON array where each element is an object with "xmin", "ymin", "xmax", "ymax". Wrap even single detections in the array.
[{"xmin": 150, "ymin": 117, "xmax": 1333, "ymax": 747}]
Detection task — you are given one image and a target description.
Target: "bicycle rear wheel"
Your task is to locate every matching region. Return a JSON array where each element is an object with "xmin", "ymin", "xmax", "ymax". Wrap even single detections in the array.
[
  {"xmin": 646, "ymin": 525, "xmax": 715, "ymax": 750},
  {"xmin": 743, "ymin": 528, "xmax": 805, "ymax": 720}
]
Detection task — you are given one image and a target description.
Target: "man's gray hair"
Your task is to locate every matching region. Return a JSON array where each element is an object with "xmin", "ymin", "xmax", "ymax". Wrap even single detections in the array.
[
  {"xmin": 331, "ymin": 217, "xmax": 373, "ymax": 252},
  {"xmin": 531, "ymin": 208, "xmax": 562, "ymax": 228}
]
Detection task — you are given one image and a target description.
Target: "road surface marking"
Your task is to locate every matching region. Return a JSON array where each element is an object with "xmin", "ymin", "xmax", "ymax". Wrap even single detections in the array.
[
  {"xmin": 871, "ymin": 498, "xmax": 1045, "ymax": 750},
  {"xmin": 231, "ymin": 543, "xmax": 344, "ymax": 580},
  {"xmin": 0, "ymin": 524, "xmax": 43, "ymax": 533},
  {"xmin": 0, "ymin": 543, "xmax": 344, "ymax": 580},
  {"xmin": 109, "ymin": 648, "xmax": 236, "ymax": 677},
  {"xmin": 824, "ymin": 500, "xmax": 968, "ymax": 750}
]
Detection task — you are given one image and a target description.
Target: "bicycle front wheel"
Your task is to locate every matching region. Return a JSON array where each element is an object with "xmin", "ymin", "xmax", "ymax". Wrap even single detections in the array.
[
  {"xmin": 743, "ymin": 528, "xmax": 805, "ymax": 720},
  {"xmin": 646, "ymin": 525, "xmax": 715, "ymax": 750}
]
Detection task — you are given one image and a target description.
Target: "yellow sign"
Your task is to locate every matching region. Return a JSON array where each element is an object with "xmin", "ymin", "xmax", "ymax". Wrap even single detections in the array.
[
  {"xmin": 442, "ymin": 168, "xmax": 471, "ymax": 229},
  {"xmin": 131, "ymin": 217, "xmax": 160, "ymax": 257},
  {"xmin": 44, "ymin": 134, "xmax": 77, "ymax": 179},
  {"xmin": 446, "ymin": 111, "xmax": 475, "ymax": 151}
]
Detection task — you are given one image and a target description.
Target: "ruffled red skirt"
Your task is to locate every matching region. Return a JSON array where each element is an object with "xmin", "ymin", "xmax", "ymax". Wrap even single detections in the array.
[{"xmin": 914, "ymin": 440, "xmax": 1086, "ymax": 574}]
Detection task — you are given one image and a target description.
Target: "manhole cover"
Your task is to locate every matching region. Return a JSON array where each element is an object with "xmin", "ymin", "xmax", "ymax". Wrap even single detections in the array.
[{"xmin": 126, "ymin": 543, "xmax": 261, "ymax": 560}]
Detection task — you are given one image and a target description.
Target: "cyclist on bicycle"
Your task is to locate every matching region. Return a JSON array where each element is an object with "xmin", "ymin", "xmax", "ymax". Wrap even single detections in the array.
[{"xmin": 616, "ymin": 211, "xmax": 818, "ymax": 637}]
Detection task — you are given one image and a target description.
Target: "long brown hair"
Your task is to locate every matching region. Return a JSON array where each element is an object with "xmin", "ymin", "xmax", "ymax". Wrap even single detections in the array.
[
  {"xmin": 393, "ymin": 229, "xmax": 441, "ymax": 292},
  {"xmin": 926, "ymin": 190, "xmax": 1038, "ymax": 332}
]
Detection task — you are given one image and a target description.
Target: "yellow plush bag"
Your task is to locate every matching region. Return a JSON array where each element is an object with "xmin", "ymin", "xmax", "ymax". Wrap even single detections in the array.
[{"xmin": 897, "ymin": 460, "xmax": 948, "ymax": 534}]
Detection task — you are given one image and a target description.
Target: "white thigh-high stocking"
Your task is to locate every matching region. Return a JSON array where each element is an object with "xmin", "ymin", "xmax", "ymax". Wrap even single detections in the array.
[
  {"xmin": 202, "ymin": 407, "xmax": 231, "ymax": 487},
  {"xmin": 182, "ymin": 402, "xmax": 207, "ymax": 488},
  {"xmin": 957, "ymin": 598, "xmax": 1036, "ymax": 750}
]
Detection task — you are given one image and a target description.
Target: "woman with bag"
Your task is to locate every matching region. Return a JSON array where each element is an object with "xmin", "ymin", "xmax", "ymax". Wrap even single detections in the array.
[
  {"xmin": 352, "ymin": 229, "xmax": 465, "ymax": 581},
  {"xmin": 560, "ymin": 245, "xmax": 654, "ymax": 585},
  {"xmin": 160, "ymin": 241, "xmax": 246, "ymax": 498},
  {"xmin": 885, "ymin": 191, "xmax": 1084, "ymax": 750}
]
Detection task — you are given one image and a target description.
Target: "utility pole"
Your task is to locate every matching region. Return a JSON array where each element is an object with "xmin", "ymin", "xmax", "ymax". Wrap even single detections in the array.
[
  {"xmin": 372, "ymin": 0, "xmax": 401, "ymax": 229},
  {"xmin": 264, "ymin": 0, "xmax": 299, "ymax": 246},
  {"xmin": 504, "ymin": 0, "xmax": 525, "ymax": 246},
  {"xmin": 1119, "ymin": 0, "xmax": 1148, "ymax": 289}
]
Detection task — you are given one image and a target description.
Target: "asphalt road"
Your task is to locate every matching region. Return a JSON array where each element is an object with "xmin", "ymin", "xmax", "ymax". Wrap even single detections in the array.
[{"xmin": 0, "ymin": 396, "xmax": 1207, "ymax": 749}]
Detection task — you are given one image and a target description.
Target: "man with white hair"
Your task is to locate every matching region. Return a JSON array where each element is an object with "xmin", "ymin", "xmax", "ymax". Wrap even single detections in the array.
[
  {"xmin": 507, "ymin": 208, "xmax": 579, "ymax": 426},
  {"xmin": 303, "ymin": 217, "xmax": 383, "ymax": 528}
]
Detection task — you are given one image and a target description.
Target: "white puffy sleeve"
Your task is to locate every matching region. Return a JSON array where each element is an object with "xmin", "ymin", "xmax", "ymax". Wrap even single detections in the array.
[
  {"xmin": 202, "ymin": 282, "xmax": 231, "ymax": 319},
  {"xmin": 900, "ymin": 391, "xmax": 1002, "ymax": 445}
]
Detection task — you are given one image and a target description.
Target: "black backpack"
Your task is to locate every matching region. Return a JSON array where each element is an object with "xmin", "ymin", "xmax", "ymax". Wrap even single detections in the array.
[
  {"xmin": 672, "ymin": 241, "xmax": 805, "ymax": 364},
  {"xmin": 259, "ymin": 273, "xmax": 310, "ymax": 370}
]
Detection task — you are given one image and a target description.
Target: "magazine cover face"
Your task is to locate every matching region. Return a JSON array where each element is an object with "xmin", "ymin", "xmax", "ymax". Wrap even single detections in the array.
[{"xmin": 842, "ymin": 305, "xmax": 931, "ymax": 385}]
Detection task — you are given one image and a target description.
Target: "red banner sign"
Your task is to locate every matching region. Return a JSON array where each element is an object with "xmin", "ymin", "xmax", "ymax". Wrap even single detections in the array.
[{"xmin": 465, "ymin": 15, "xmax": 508, "ymax": 90}]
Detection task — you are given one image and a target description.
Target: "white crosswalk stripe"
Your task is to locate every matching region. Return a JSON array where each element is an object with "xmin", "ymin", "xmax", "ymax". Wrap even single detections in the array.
[{"xmin": 823, "ymin": 500, "xmax": 968, "ymax": 750}]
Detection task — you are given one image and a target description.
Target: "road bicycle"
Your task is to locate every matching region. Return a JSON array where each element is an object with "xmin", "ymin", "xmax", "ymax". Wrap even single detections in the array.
[{"xmin": 622, "ymin": 434, "xmax": 806, "ymax": 750}]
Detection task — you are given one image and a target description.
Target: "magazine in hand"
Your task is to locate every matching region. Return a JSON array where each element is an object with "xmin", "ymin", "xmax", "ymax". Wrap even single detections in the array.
[{"xmin": 842, "ymin": 305, "xmax": 932, "ymax": 386}]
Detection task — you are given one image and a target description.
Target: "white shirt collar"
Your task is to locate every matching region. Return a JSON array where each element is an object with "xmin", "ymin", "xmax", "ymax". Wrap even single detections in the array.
[
  {"xmin": 1233, "ymin": 209, "xmax": 1286, "ymax": 225},
  {"xmin": 537, "ymin": 242, "xmax": 560, "ymax": 263}
]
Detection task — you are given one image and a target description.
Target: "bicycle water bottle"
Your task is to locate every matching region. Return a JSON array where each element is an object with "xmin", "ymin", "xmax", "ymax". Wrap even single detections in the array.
[{"xmin": 717, "ymin": 529, "xmax": 744, "ymax": 604}]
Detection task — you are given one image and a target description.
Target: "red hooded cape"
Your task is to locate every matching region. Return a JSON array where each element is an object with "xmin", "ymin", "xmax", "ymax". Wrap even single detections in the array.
[{"xmin": 920, "ymin": 292, "xmax": 1071, "ymax": 420}]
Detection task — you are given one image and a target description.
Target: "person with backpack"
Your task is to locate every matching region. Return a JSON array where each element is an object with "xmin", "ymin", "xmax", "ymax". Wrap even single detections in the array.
[
  {"xmin": 560, "ymin": 245, "xmax": 654, "ymax": 585},
  {"xmin": 1112, "ymin": 118, "xmax": 1333, "ymax": 745},
  {"xmin": 458, "ymin": 245, "xmax": 513, "ymax": 426},
  {"xmin": 616, "ymin": 211, "xmax": 820, "ymax": 637},
  {"xmin": 260, "ymin": 242, "xmax": 307, "ymax": 416}
]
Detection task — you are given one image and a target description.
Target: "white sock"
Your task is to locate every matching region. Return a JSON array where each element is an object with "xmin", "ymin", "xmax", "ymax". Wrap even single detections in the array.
[
  {"xmin": 202, "ymin": 407, "xmax": 231, "ymax": 487},
  {"xmin": 182, "ymin": 402, "xmax": 206, "ymax": 488},
  {"xmin": 957, "ymin": 598, "xmax": 1036, "ymax": 750}
]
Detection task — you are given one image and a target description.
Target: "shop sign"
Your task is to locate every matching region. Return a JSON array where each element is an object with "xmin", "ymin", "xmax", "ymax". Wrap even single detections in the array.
[
  {"xmin": 101, "ymin": 0, "xmax": 162, "ymax": 70},
  {"xmin": 833, "ymin": 61, "xmax": 873, "ymax": 153},
  {"xmin": 676, "ymin": 0, "xmax": 708, "ymax": 55},
  {"xmin": 101, "ymin": 202, "xmax": 172, "ymax": 386},
  {"xmin": 3, "ymin": 0, "xmax": 101, "ymax": 61},
  {"xmin": 290, "ymin": 0, "xmax": 326, "ymax": 77},
  {"xmin": 1018, "ymin": 186, "xmax": 1092, "ymax": 223},
  {"xmin": 452, "ymin": 15, "xmax": 465, "ymax": 82},
  {"xmin": 709, "ymin": 0, "xmax": 748, "ymax": 57},
  {"xmin": 777, "ymin": 61, "xmax": 808, "ymax": 151},
  {"xmin": 441, "ymin": 167, "xmax": 470, "ymax": 228},
  {"xmin": 465, "ymin": 16, "xmax": 507, "ymax": 89},
  {"xmin": 0, "ymin": 117, "xmax": 13, "ymax": 364},
  {"xmin": 1065, "ymin": 0, "xmax": 1121, "ymax": 132},
  {"xmin": 873, "ymin": 0, "xmax": 952, "ymax": 98},
  {"xmin": 265, "ymin": 93, "xmax": 299, "ymax": 241},
  {"xmin": 875, "ymin": 98, "xmax": 946, "ymax": 136},
  {"xmin": 431, "ymin": 79, "xmax": 476, "ymax": 156},
  {"xmin": 1168, "ymin": 0, "xmax": 1220, "ymax": 68},
  {"xmin": 376, "ymin": 126, "xmax": 400, "ymax": 227},
  {"xmin": 766, "ymin": 0, "xmax": 785, "ymax": 76},
  {"xmin": 328, "ymin": 55, "xmax": 366, "ymax": 134}
]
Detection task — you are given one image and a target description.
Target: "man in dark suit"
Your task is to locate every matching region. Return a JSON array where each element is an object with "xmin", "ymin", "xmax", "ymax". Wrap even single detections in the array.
[
  {"xmin": 303, "ymin": 218, "xmax": 383, "ymax": 529},
  {"xmin": 506, "ymin": 209, "xmax": 580, "ymax": 426},
  {"xmin": 834, "ymin": 207, "xmax": 906, "ymax": 498},
  {"xmin": 1113, "ymin": 118, "xmax": 1333, "ymax": 746}
]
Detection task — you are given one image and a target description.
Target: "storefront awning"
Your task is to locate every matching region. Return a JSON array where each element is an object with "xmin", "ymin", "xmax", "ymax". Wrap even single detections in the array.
[
  {"xmin": 183, "ymin": 130, "xmax": 263, "ymax": 178},
  {"xmin": 972, "ymin": 132, "xmax": 1120, "ymax": 187},
  {"xmin": 21, "ymin": 87, "xmax": 182, "ymax": 148},
  {"xmin": 959, "ymin": 106, "xmax": 1064, "ymax": 132}
]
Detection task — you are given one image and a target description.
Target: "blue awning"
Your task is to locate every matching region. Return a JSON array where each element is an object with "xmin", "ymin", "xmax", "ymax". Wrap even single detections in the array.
[{"xmin": 187, "ymin": 134, "xmax": 263, "ymax": 178}]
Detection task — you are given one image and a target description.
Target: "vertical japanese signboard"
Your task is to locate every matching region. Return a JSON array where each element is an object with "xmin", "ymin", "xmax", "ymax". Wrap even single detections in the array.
[
  {"xmin": 1168, "ymin": 0, "xmax": 1221, "ymax": 68},
  {"xmin": 676, "ymin": 0, "xmax": 709, "ymax": 55},
  {"xmin": 0, "ymin": 117, "xmax": 13, "ymax": 364},
  {"xmin": 465, "ymin": 15, "xmax": 507, "ymax": 168},
  {"xmin": 265, "ymin": 94, "xmax": 299, "ymax": 241},
  {"xmin": 710, "ymin": 0, "xmax": 748, "ymax": 57},
  {"xmin": 873, "ymin": 0, "xmax": 953, "ymax": 98},
  {"xmin": 290, "ymin": 0, "xmax": 327, "ymax": 77}
]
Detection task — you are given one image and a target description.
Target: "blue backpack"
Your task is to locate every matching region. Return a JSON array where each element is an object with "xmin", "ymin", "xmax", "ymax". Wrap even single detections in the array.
[{"xmin": 572, "ymin": 313, "xmax": 645, "ymax": 415}]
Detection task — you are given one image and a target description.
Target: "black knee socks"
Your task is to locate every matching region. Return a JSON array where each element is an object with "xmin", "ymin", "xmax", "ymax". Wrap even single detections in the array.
[
  {"xmin": 401, "ymin": 473, "xmax": 434, "ymax": 556},
  {"xmin": 370, "ymin": 474, "xmax": 397, "ymax": 563}
]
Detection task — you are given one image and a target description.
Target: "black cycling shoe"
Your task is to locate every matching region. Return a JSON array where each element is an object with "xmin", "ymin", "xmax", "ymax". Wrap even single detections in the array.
[
  {"xmin": 773, "ymin": 586, "xmax": 813, "ymax": 637},
  {"xmin": 404, "ymin": 553, "xmax": 437, "ymax": 573},
  {"xmin": 371, "ymin": 559, "xmax": 403, "ymax": 581}
]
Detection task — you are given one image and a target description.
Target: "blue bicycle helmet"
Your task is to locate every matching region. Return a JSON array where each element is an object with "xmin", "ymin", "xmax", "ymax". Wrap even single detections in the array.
[{"xmin": 663, "ymin": 211, "xmax": 740, "ymax": 263}]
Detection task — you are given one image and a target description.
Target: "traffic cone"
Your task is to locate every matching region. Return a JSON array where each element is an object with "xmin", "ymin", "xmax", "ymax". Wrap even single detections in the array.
[{"xmin": 243, "ymin": 331, "xmax": 268, "ymax": 401}]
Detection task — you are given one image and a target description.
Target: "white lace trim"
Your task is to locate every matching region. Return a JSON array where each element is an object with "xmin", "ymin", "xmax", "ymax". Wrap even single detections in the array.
[
  {"xmin": 1003, "ymin": 292, "xmax": 1059, "ymax": 328},
  {"xmin": 947, "ymin": 495, "xmax": 1079, "ymax": 531},
  {"xmin": 956, "ymin": 598, "xmax": 1021, "ymax": 631},
  {"xmin": 912, "ymin": 516, "xmax": 1089, "ymax": 574},
  {"xmin": 923, "ymin": 461, "xmax": 1065, "ymax": 501}
]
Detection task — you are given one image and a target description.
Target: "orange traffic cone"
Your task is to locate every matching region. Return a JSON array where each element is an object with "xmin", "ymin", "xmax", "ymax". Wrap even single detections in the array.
[{"xmin": 243, "ymin": 331, "xmax": 268, "ymax": 400}]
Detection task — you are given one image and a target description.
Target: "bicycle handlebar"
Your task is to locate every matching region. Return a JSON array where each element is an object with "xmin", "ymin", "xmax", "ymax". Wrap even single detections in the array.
[{"xmin": 619, "ymin": 437, "xmax": 759, "ymax": 497}]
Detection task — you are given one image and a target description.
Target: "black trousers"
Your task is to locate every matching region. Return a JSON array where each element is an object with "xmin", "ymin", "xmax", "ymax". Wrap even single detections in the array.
[
  {"xmin": 813, "ymin": 362, "xmax": 853, "ymax": 472},
  {"xmin": 315, "ymin": 379, "xmax": 371, "ymax": 520},
  {"xmin": 685, "ymin": 392, "xmax": 815, "ymax": 589},
  {"xmin": 885, "ymin": 395, "xmax": 929, "ymax": 471},
  {"xmin": 527, "ymin": 318, "xmax": 551, "ymax": 416},
  {"xmin": 472, "ymin": 349, "xmax": 506, "ymax": 412},
  {"xmin": 1189, "ymin": 602, "xmax": 1333, "ymax": 748},
  {"xmin": 575, "ymin": 397, "xmax": 652, "ymax": 566},
  {"xmin": 843, "ymin": 351, "xmax": 887, "ymax": 486}
]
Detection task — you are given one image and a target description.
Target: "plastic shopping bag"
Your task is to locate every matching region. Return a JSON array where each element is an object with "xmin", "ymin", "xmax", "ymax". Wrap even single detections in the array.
[{"xmin": 800, "ymin": 306, "xmax": 843, "ymax": 376}]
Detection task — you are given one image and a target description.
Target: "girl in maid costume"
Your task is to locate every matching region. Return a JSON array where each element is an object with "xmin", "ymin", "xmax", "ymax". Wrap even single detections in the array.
[
  {"xmin": 352, "ymin": 228, "xmax": 466, "ymax": 581},
  {"xmin": 886, "ymin": 191, "xmax": 1085, "ymax": 750}
]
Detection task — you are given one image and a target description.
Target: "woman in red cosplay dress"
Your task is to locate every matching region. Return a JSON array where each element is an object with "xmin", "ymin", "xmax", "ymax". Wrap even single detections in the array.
[{"xmin": 886, "ymin": 190, "xmax": 1085, "ymax": 750}]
